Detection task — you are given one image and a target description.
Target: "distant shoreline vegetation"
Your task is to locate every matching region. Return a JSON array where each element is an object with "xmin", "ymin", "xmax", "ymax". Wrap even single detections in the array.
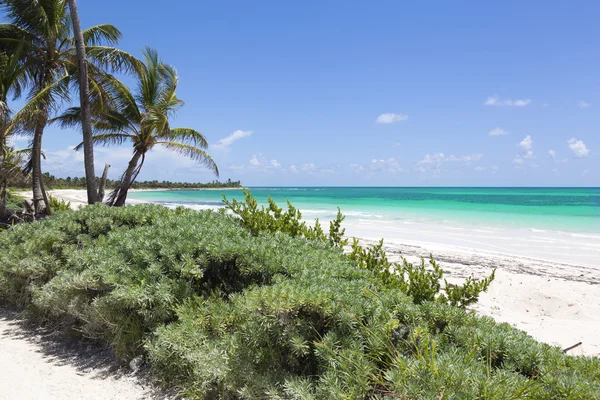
[{"xmin": 8, "ymin": 173, "xmax": 241, "ymax": 190}]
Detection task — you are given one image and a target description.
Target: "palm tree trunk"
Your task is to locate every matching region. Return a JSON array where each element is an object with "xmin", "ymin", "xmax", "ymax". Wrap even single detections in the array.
[
  {"xmin": 31, "ymin": 122, "xmax": 51, "ymax": 215},
  {"xmin": 67, "ymin": 0, "xmax": 97, "ymax": 205},
  {"xmin": 111, "ymin": 151, "xmax": 142, "ymax": 207},
  {"xmin": 97, "ymin": 163, "xmax": 110, "ymax": 202},
  {"xmin": 0, "ymin": 144, "xmax": 6, "ymax": 217}
]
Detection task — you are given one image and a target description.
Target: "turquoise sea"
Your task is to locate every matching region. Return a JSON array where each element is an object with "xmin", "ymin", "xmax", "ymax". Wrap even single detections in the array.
[{"xmin": 128, "ymin": 187, "xmax": 600, "ymax": 234}]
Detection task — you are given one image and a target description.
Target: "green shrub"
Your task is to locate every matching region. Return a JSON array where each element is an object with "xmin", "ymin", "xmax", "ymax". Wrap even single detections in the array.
[
  {"xmin": 223, "ymin": 188, "xmax": 348, "ymax": 248},
  {"xmin": 228, "ymin": 190, "xmax": 495, "ymax": 309},
  {"xmin": 48, "ymin": 195, "xmax": 72, "ymax": 212},
  {"xmin": 1, "ymin": 205, "xmax": 599, "ymax": 399},
  {"xmin": 4, "ymin": 189, "xmax": 24, "ymax": 211}
]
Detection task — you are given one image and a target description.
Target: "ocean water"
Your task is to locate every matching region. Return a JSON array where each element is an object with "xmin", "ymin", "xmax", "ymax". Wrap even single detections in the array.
[{"xmin": 128, "ymin": 187, "xmax": 600, "ymax": 234}]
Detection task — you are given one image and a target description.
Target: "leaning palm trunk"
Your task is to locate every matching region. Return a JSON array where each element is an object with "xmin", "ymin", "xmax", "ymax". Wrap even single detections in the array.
[
  {"xmin": 67, "ymin": 0, "xmax": 97, "ymax": 205},
  {"xmin": 97, "ymin": 163, "xmax": 110, "ymax": 202},
  {"xmin": 109, "ymin": 151, "xmax": 143, "ymax": 207},
  {"xmin": 31, "ymin": 122, "xmax": 51, "ymax": 215}
]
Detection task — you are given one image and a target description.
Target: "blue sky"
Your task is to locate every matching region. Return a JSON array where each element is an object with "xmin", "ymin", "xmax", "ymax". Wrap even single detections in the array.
[{"xmin": 6, "ymin": 0, "xmax": 600, "ymax": 186}]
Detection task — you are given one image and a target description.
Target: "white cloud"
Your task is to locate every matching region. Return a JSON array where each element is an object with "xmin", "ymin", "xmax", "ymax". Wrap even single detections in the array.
[
  {"xmin": 519, "ymin": 135, "xmax": 533, "ymax": 151},
  {"xmin": 392, "ymin": 142, "xmax": 401, "ymax": 147},
  {"xmin": 489, "ymin": 128, "xmax": 509, "ymax": 136},
  {"xmin": 548, "ymin": 150, "xmax": 556, "ymax": 159},
  {"xmin": 516, "ymin": 135, "xmax": 533, "ymax": 159},
  {"xmin": 289, "ymin": 165, "xmax": 297, "ymax": 173},
  {"xmin": 577, "ymin": 101, "xmax": 591, "ymax": 109},
  {"xmin": 376, "ymin": 113, "xmax": 408, "ymax": 124},
  {"xmin": 567, "ymin": 138, "xmax": 590, "ymax": 158},
  {"xmin": 40, "ymin": 145, "xmax": 135, "ymax": 179},
  {"xmin": 270, "ymin": 159, "xmax": 281, "ymax": 168},
  {"xmin": 249, "ymin": 154, "xmax": 261, "ymax": 166},
  {"xmin": 475, "ymin": 166, "xmax": 486, "ymax": 171},
  {"xmin": 228, "ymin": 164, "xmax": 245, "ymax": 171},
  {"xmin": 212, "ymin": 130, "xmax": 252, "ymax": 149},
  {"xmin": 513, "ymin": 156, "xmax": 524, "ymax": 165},
  {"xmin": 484, "ymin": 96, "xmax": 532, "ymax": 107},
  {"xmin": 416, "ymin": 152, "xmax": 483, "ymax": 173},
  {"xmin": 302, "ymin": 163, "xmax": 317, "ymax": 172},
  {"xmin": 369, "ymin": 157, "xmax": 401, "ymax": 174}
]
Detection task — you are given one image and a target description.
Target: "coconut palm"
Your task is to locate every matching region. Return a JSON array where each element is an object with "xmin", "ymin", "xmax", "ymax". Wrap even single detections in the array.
[
  {"xmin": 0, "ymin": 0, "xmax": 141, "ymax": 214},
  {"xmin": 0, "ymin": 45, "xmax": 27, "ymax": 216},
  {"xmin": 67, "ymin": 0, "xmax": 97, "ymax": 204},
  {"xmin": 57, "ymin": 48, "xmax": 219, "ymax": 206}
]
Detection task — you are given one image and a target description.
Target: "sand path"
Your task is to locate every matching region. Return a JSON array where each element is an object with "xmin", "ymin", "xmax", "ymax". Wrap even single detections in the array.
[{"xmin": 0, "ymin": 310, "xmax": 171, "ymax": 400}]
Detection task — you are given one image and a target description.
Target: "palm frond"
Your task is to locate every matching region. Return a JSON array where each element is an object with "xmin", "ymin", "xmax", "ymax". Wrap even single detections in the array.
[
  {"xmin": 0, "ymin": 23, "xmax": 41, "ymax": 52},
  {"xmin": 73, "ymin": 133, "xmax": 132, "ymax": 151},
  {"xmin": 9, "ymin": 73, "xmax": 71, "ymax": 135},
  {"xmin": 156, "ymin": 141, "xmax": 219, "ymax": 176},
  {"xmin": 157, "ymin": 128, "xmax": 209, "ymax": 149},
  {"xmin": 86, "ymin": 46, "xmax": 144, "ymax": 75},
  {"xmin": 81, "ymin": 24, "xmax": 122, "ymax": 46}
]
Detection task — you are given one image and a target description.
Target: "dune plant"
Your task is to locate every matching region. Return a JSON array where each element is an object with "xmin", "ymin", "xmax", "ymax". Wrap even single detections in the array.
[
  {"xmin": 225, "ymin": 189, "xmax": 495, "ymax": 308},
  {"xmin": 223, "ymin": 188, "xmax": 348, "ymax": 248}
]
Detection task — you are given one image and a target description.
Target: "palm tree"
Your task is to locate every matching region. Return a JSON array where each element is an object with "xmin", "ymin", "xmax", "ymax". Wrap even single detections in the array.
[
  {"xmin": 57, "ymin": 48, "xmax": 219, "ymax": 206},
  {"xmin": 0, "ymin": 45, "xmax": 27, "ymax": 216},
  {"xmin": 66, "ymin": 0, "xmax": 97, "ymax": 204},
  {"xmin": 0, "ymin": 0, "xmax": 141, "ymax": 214}
]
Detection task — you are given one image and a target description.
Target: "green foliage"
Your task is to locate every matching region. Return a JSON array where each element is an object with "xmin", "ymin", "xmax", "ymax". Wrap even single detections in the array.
[
  {"xmin": 223, "ymin": 188, "xmax": 348, "ymax": 248},
  {"xmin": 48, "ymin": 195, "xmax": 71, "ymax": 212},
  {"xmin": 8, "ymin": 172, "xmax": 242, "ymax": 190},
  {"xmin": 1, "ymin": 205, "xmax": 598, "ymax": 399},
  {"xmin": 4, "ymin": 189, "xmax": 24, "ymax": 211},
  {"xmin": 228, "ymin": 190, "xmax": 492, "ymax": 308}
]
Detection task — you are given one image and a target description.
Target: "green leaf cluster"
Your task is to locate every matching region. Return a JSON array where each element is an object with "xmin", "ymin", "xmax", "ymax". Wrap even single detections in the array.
[
  {"xmin": 223, "ymin": 188, "xmax": 348, "ymax": 248},
  {"xmin": 1, "ymin": 205, "xmax": 598, "ymax": 399},
  {"xmin": 48, "ymin": 194, "xmax": 71, "ymax": 212},
  {"xmin": 228, "ymin": 190, "xmax": 494, "ymax": 308}
]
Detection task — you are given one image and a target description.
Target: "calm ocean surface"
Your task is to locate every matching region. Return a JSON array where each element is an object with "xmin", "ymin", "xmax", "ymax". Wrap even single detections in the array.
[{"xmin": 128, "ymin": 187, "xmax": 600, "ymax": 234}]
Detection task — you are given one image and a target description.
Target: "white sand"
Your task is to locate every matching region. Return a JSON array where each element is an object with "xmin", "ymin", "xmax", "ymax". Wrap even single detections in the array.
[
  {"xmin": 12, "ymin": 189, "xmax": 600, "ymax": 358},
  {"xmin": 0, "ymin": 311, "xmax": 168, "ymax": 400}
]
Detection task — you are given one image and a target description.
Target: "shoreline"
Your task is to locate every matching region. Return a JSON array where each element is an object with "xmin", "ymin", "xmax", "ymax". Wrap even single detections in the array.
[{"xmin": 13, "ymin": 189, "xmax": 600, "ymax": 356}]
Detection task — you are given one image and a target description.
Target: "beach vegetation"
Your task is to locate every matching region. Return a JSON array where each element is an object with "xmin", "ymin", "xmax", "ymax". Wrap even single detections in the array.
[
  {"xmin": 6, "ymin": 173, "xmax": 242, "ymax": 191},
  {"xmin": 223, "ymin": 188, "xmax": 348, "ymax": 247},
  {"xmin": 226, "ymin": 189, "xmax": 495, "ymax": 308},
  {"xmin": 47, "ymin": 194, "xmax": 71, "ymax": 211},
  {"xmin": 0, "ymin": 204, "xmax": 598, "ymax": 398}
]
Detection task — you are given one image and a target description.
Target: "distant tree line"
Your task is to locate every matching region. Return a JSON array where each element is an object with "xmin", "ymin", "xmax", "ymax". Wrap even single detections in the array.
[{"xmin": 9, "ymin": 173, "xmax": 241, "ymax": 190}]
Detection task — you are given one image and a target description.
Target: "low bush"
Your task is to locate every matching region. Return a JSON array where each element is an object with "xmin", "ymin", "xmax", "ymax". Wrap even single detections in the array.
[
  {"xmin": 4, "ymin": 189, "xmax": 24, "ymax": 211},
  {"xmin": 0, "ymin": 204, "xmax": 598, "ymax": 399},
  {"xmin": 48, "ymin": 195, "xmax": 72, "ymax": 212}
]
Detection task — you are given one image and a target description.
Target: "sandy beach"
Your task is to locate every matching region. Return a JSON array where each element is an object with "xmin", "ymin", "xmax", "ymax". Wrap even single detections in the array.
[
  {"xmin": 13, "ymin": 189, "xmax": 600, "ymax": 356},
  {"xmin": 0, "ymin": 310, "xmax": 171, "ymax": 400}
]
